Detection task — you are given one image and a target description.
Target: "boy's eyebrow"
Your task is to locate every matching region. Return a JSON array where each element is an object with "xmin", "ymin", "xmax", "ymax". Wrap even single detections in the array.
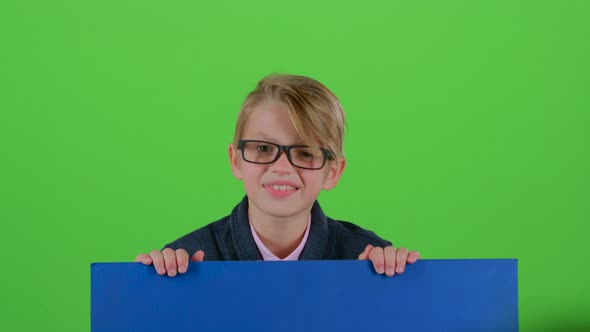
[{"xmin": 253, "ymin": 133, "xmax": 276, "ymax": 141}]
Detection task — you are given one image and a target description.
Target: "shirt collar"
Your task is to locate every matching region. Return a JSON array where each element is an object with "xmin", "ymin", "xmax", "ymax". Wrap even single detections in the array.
[
  {"xmin": 229, "ymin": 195, "xmax": 330, "ymax": 261},
  {"xmin": 249, "ymin": 214, "xmax": 311, "ymax": 261}
]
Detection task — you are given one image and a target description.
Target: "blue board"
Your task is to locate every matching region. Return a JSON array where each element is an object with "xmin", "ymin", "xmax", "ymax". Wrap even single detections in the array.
[{"xmin": 91, "ymin": 259, "xmax": 518, "ymax": 331}]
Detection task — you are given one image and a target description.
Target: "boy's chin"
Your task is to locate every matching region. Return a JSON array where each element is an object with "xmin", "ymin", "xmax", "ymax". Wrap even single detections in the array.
[
  {"xmin": 262, "ymin": 202, "xmax": 304, "ymax": 218},
  {"xmin": 250, "ymin": 197, "xmax": 311, "ymax": 219}
]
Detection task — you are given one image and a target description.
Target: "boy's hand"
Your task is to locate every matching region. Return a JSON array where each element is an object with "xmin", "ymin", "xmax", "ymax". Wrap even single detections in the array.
[
  {"xmin": 135, "ymin": 249, "xmax": 205, "ymax": 277},
  {"xmin": 358, "ymin": 244, "xmax": 420, "ymax": 277}
]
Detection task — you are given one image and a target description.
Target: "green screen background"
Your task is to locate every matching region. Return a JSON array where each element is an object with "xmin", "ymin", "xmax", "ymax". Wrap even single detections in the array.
[{"xmin": 1, "ymin": 0, "xmax": 588, "ymax": 330}]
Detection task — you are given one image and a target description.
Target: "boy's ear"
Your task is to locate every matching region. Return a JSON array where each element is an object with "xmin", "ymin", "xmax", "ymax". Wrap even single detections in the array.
[
  {"xmin": 322, "ymin": 157, "xmax": 346, "ymax": 190},
  {"xmin": 228, "ymin": 143, "xmax": 243, "ymax": 180}
]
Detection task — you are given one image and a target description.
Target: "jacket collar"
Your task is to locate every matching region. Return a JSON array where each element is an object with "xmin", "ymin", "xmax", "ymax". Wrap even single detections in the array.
[{"xmin": 229, "ymin": 196, "xmax": 330, "ymax": 261}]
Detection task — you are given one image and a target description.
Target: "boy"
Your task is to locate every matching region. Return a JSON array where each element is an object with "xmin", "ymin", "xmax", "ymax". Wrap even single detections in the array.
[{"xmin": 136, "ymin": 73, "xmax": 420, "ymax": 277}]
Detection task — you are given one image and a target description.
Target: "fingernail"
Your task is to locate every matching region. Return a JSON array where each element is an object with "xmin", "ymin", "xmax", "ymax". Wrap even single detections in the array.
[
  {"xmin": 396, "ymin": 267, "xmax": 403, "ymax": 273},
  {"xmin": 386, "ymin": 268, "xmax": 394, "ymax": 276},
  {"xmin": 377, "ymin": 266, "xmax": 385, "ymax": 274},
  {"xmin": 179, "ymin": 266, "xmax": 186, "ymax": 273}
]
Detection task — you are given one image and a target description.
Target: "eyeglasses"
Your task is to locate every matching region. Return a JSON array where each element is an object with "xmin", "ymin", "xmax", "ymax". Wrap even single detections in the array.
[{"xmin": 237, "ymin": 140, "xmax": 334, "ymax": 170}]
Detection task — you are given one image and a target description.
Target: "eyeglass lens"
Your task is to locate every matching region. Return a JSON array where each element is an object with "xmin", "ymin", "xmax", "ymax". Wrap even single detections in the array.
[{"xmin": 241, "ymin": 141, "xmax": 325, "ymax": 169}]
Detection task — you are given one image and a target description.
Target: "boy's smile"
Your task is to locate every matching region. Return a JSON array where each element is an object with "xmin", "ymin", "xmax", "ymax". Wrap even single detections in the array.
[{"xmin": 263, "ymin": 181, "xmax": 300, "ymax": 198}]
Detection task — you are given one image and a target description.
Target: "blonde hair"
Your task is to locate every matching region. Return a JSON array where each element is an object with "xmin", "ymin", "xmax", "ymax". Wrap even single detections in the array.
[{"xmin": 233, "ymin": 73, "xmax": 346, "ymax": 158}]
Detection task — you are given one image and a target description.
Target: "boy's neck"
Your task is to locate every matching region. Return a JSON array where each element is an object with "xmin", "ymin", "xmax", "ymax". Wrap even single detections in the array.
[{"xmin": 248, "ymin": 202, "xmax": 311, "ymax": 259}]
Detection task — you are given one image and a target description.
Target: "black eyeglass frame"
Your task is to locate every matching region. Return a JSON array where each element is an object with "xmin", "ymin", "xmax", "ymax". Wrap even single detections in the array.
[{"xmin": 237, "ymin": 139, "xmax": 334, "ymax": 170}]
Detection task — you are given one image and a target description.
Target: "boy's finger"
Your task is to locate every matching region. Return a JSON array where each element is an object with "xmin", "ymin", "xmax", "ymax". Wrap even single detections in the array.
[
  {"xmin": 395, "ymin": 247, "xmax": 409, "ymax": 274},
  {"xmin": 175, "ymin": 249, "xmax": 189, "ymax": 274},
  {"xmin": 191, "ymin": 250, "xmax": 205, "ymax": 262},
  {"xmin": 407, "ymin": 251, "xmax": 421, "ymax": 264},
  {"xmin": 357, "ymin": 244, "xmax": 374, "ymax": 260},
  {"xmin": 384, "ymin": 246, "xmax": 397, "ymax": 277},
  {"xmin": 369, "ymin": 247, "xmax": 385, "ymax": 274},
  {"xmin": 149, "ymin": 250, "xmax": 166, "ymax": 275},
  {"xmin": 162, "ymin": 248, "xmax": 178, "ymax": 277},
  {"xmin": 135, "ymin": 253, "xmax": 153, "ymax": 265}
]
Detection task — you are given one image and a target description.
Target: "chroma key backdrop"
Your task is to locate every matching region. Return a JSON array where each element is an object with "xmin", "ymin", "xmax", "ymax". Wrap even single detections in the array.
[{"xmin": 0, "ymin": 0, "xmax": 588, "ymax": 331}]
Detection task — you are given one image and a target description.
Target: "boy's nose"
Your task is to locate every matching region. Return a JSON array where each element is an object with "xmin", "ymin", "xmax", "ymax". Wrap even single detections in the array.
[{"xmin": 270, "ymin": 151, "xmax": 294, "ymax": 172}]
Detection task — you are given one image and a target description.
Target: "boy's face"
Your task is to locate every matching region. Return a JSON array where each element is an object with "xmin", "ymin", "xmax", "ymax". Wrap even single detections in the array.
[{"xmin": 229, "ymin": 101, "xmax": 345, "ymax": 220}]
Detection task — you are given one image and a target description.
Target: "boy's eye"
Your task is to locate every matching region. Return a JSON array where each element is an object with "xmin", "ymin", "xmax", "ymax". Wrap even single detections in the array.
[
  {"xmin": 256, "ymin": 144, "xmax": 274, "ymax": 153},
  {"xmin": 298, "ymin": 151, "xmax": 314, "ymax": 158},
  {"xmin": 294, "ymin": 148, "xmax": 319, "ymax": 160}
]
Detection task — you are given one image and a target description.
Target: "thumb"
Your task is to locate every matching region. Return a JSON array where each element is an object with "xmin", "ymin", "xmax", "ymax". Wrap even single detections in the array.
[
  {"xmin": 191, "ymin": 250, "xmax": 205, "ymax": 262},
  {"xmin": 358, "ymin": 244, "xmax": 373, "ymax": 260}
]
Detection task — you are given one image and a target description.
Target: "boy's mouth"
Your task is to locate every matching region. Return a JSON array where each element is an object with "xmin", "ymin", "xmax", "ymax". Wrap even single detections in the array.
[
  {"xmin": 263, "ymin": 183, "xmax": 300, "ymax": 198},
  {"xmin": 266, "ymin": 184, "xmax": 298, "ymax": 191}
]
